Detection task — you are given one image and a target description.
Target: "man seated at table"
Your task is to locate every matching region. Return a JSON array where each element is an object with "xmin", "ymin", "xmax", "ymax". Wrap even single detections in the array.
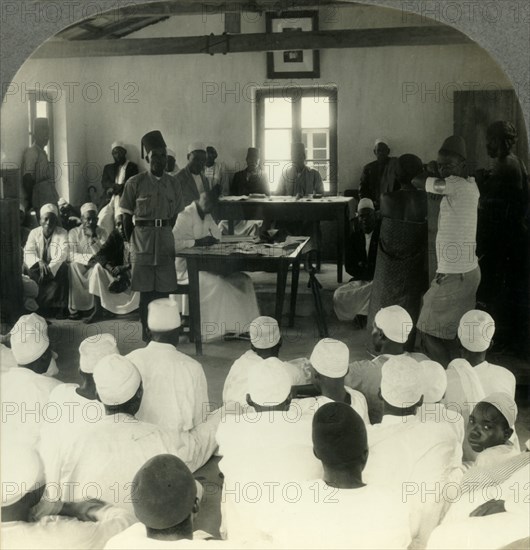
[
  {"xmin": 24, "ymin": 203, "xmax": 69, "ymax": 318},
  {"xmin": 221, "ymin": 147, "xmax": 270, "ymax": 237},
  {"xmin": 333, "ymin": 198, "xmax": 380, "ymax": 326},
  {"xmin": 172, "ymin": 186, "xmax": 260, "ymax": 342},
  {"xmin": 85, "ymin": 207, "xmax": 140, "ymax": 323},
  {"xmin": 174, "ymin": 142, "xmax": 210, "ymax": 207},
  {"xmin": 204, "ymin": 145, "xmax": 229, "ymax": 193},
  {"xmin": 275, "ymin": 142, "xmax": 324, "ymax": 266}
]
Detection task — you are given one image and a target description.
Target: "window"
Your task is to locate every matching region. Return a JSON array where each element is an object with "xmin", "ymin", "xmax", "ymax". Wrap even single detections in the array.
[
  {"xmin": 27, "ymin": 90, "xmax": 54, "ymax": 162},
  {"xmin": 256, "ymin": 86, "xmax": 337, "ymax": 193}
]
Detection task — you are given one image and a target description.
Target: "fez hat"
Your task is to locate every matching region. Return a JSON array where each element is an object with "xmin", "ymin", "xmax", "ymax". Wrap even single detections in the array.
[
  {"xmin": 439, "ymin": 135, "xmax": 467, "ymax": 160},
  {"xmin": 141, "ymin": 130, "xmax": 167, "ymax": 159},
  {"xmin": 247, "ymin": 147, "xmax": 260, "ymax": 157},
  {"xmin": 33, "ymin": 118, "xmax": 49, "ymax": 132}
]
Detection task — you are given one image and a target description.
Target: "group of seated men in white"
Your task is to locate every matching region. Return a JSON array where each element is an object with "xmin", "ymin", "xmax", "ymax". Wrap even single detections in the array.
[{"xmin": 1, "ymin": 297, "xmax": 528, "ymax": 549}]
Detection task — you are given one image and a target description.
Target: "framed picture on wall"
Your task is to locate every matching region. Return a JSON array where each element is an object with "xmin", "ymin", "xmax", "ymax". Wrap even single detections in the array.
[{"xmin": 266, "ymin": 11, "xmax": 320, "ymax": 79}]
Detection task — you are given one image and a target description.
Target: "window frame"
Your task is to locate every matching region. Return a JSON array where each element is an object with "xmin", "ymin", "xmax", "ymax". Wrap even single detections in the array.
[
  {"xmin": 27, "ymin": 89, "xmax": 55, "ymax": 163},
  {"xmin": 256, "ymin": 86, "xmax": 338, "ymax": 194}
]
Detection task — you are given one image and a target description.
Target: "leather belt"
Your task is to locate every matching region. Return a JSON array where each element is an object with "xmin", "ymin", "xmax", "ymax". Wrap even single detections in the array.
[{"xmin": 135, "ymin": 219, "xmax": 170, "ymax": 227}]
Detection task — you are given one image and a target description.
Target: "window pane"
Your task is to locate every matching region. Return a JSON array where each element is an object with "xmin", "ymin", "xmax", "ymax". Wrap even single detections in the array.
[
  {"xmin": 264, "ymin": 129, "xmax": 291, "ymax": 160},
  {"xmin": 313, "ymin": 132, "xmax": 327, "ymax": 148},
  {"xmin": 301, "ymin": 97, "xmax": 329, "ymax": 128},
  {"xmin": 312, "ymin": 149, "xmax": 327, "ymax": 160},
  {"xmin": 36, "ymin": 101, "xmax": 48, "ymax": 118},
  {"xmin": 264, "ymin": 100, "xmax": 292, "ymax": 129}
]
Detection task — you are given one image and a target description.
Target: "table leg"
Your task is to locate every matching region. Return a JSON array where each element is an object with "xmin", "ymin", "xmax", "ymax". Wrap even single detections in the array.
[
  {"xmin": 337, "ymin": 208, "xmax": 345, "ymax": 283},
  {"xmin": 187, "ymin": 258, "xmax": 202, "ymax": 356},
  {"xmin": 289, "ymin": 259, "xmax": 300, "ymax": 327},
  {"xmin": 275, "ymin": 261, "xmax": 289, "ymax": 327}
]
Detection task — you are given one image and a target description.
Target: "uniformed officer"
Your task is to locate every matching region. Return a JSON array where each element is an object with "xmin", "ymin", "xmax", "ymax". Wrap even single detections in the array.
[{"xmin": 120, "ymin": 130, "xmax": 184, "ymax": 340}]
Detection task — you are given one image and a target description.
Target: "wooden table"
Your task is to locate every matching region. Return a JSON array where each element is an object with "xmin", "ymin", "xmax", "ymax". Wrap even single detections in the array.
[
  {"xmin": 176, "ymin": 236, "xmax": 310, "ymax": 355},
  {"xmin": 215, "ymin": 196, "xmax": 353, "ymax": 283}
]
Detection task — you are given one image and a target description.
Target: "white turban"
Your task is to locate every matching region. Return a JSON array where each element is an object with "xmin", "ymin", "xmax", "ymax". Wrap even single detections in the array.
[
  {"xmin": 310, "ymin": 338, "xmax": 349, "ymax": 378},
  {"xmin": 381, "ymin": 355, "xmax": 423, "ymax": 408},
  {"xmin": 148, "ymin": 297, "xmax": 181, "ymax": 332},
  {"xmin": 166, "ymin": 148, "xmax": 176, "ymax": 158},
  {"xmin": 480, "ymin": 392, "xmax": 517, "ymax": 429},
  {"xmin": 357, "ymin": 198, "xmax": 374, "ymax": 211},
  {"xmin": 93, "ymin": 354, "xmax": 142, "ymax": 406},
  {"xmin": 420, "ymin": 360, "xmax": 447, "ymax": 403},
  {"xmin": 80, "ymin": 202, "xmax": 98, "ymax": 217},
  {"xmin": 40, "ymin": 203, "xmax": 58, "ymax": 217},
  {"xmin": 111, "ymin": 141, "xmax": 126, "ymax": 151},
  {"xmin": 458, "ymin": 310, "xmax": 495, "ymax": 353},
  {"xmin": 248, "ymin": 357, "xmax": 291, "ymax": 406},
  {"xmin": 187, "ymin": 142, "xmax": 206, "ymax": 154},
  {"xmin": 1, "ymin": 443, "xmax": 44, "ymax": 507},
  {"xmin": 10, "ymin": 313, "xmax": 49, "ymax": 365},
  {"xmin": 79, "ymin": 333, "xmax": 119, "ymax": 374},
  {"xmin": 249, "ymin": 316, "xmax": 281, "ymax": 349},
  {"xmin": 57, "ymin": 197, "xmax": 68, "ymax": 207},
  {"xmin": 374, "ymin": 138, "xmax": 389, "ymax": 147},
  {"xmin": 374, "ymin": 305, "xmax": 413, "ymax": 344}
]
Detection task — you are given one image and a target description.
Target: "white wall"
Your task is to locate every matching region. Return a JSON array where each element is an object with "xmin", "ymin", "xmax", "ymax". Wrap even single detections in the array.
[{"xmin": 0, "ymin": 4, "xmax": 514, "ymax": 203}]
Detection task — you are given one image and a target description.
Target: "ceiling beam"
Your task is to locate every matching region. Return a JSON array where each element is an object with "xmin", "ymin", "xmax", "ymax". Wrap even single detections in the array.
[{"xmin": 33, "ymin": 26, "xmax": 471, "ymax": 59}]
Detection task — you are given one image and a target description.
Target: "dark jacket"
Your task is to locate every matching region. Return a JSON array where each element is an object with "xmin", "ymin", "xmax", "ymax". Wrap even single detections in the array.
[
  {"xmin": 101, "ymin": 161, "xmax": 139, "ymax": 192},
  {"xmin": 89, "ymin": 229, "xmax": 127, "ymax": 269},
  {"xmin": 345, "ymin": 219, "xmax": 381, "ymax": 280},
  {"xmin": 230, "ymin": 169, "xmax": 270, "ymax": 196}
]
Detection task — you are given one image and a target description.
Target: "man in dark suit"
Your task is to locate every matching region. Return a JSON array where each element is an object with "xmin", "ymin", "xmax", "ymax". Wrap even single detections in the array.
[
  {"xmin": 173, "ymin": 142, "xmax": 210, "ymax": 207},
  {"xmin": 333, "ymin": 198, "xmax": 380, "ymax": 325},
  {"xmin": 359, "ymin": 139, "xmax": 399, "ymax": 209},
  {"xmin": 100, "ymin": 141, "xmax": 139, "ymax": 206},
  {"xmin": 230, "ymin": 147, "xmax": 270, "ymax": 196}
]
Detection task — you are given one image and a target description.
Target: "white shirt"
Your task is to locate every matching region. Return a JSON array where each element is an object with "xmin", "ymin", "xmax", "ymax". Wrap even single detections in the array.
[
  {"xmin": 364, "ymin": 231, "xmax": 373, "ymax": 257},
  {"xmin": 261, "ymin": 480, "xmax": 411, "ymax": 549},
  {"xmin": 426, "ymin": 175, "xmax": 479, "ymax": 274},
  {"xmin": 193, "ymin": 173, "xmax": 205, "ymax": 195},
  {"xmin": 67, "ymin": 226, "xmax": 108, "ymax": 265},
  {"xmin": 52, "ymin": 413, "xmax": 182, "ymax": 513},
  {"xmin": 24, "ymin": 226, "xmax": 68, "ymax": 276},
  {"xmin": 1, "ymin": 367, "xmax": 60, "ymax": 447},
  {"xmin": 1, "ymin": 504, "xmax": 135, "ymax": 550},
  {"xmin": 105, "ymin": 525, "xmax": 233, "ymax": 549}
]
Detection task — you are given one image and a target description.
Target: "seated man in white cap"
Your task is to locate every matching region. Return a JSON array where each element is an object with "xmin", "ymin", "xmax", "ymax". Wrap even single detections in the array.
[
  {"xmin": 51, "ymin": 355, "xmax": 183, "ymax": 514},
  {"xmin": 217, "ymin": 358, "xmax": 320, "ymax": 541},
  {"xmin": 466, "ymin": 393, "xmax": 520, "ymax": 468},
  {"xmin": 101, "ymin": 141, "xmax": 138, "ymax": 206},
  {"xmin": 293, "ymin": 338, "xmax": 370, "ymax": 425},
  {"xmin": 262, "ymin": 403, "xmax": 411, "ymax": 550},
  {"xmin": 1, "ymin": 440, "xmax": 135, "ymax": 550},
  {"xmin": 24, "ymin": 203, "xmax": 69, "ymax": 318},
  {"xmin": 417, "ymin": 360, "xmax": 465, "ymax": 447},
  {"xmin": 428, "ymin": 451, "xmax": 530, "ymax": 549},
  {"xmin": 344, "ymin": 305, "xmax": 427, "ymax": 424},
  {"xmin": 37, "ymin": 334, "xmax": 117, "ymax": 517},
  {"xmin": 127, "ymin": 298, "xmax": 220, "ymax": 473},
  {"xmin": 1, "ymin": 314, "xmax": 60, "ymax": 446},
  {"xmin": 364, "ymin": 355, "xmax": 461, "ymax": 547},
  {"xmin": 359, "ymin": 138, "xmax": 399, "ymax": 209},
  {"xmin": 105, "ymin": 454, "xmax": 229, "ymax": 549},
  {"xmin": 205, "ymin": 145, "xmax": 229, "ymax": 194},
  {"xmin": 165, "ymin": 148, "xmax": 180, "ymax": 177},
  {"xmin": 173, "ymin": 187, "xmax": 260, "ymax": 342},
  {"xmin": 174, "ymin": 143, "xmax": 210, "ymax": 207},
  {"xmin": 67, "ymin": 202, "xmax": 108, "ymax": 320},
  {"xmin": 334, "ymin": 198, "xmax": 380, "ymax": 325},
  {"xmin": 86, "ymin": 207, "xmax": 140, "ymax": 323},
  {"xmin": 222, "ymin": 316, "xmax": 311, "ymax": 407},
  {"xmin": 457, "ymin": 310, "xmax": 516, "ymax": 398}
]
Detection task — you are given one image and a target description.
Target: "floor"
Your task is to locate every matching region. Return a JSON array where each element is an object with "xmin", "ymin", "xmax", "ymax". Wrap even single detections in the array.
[{"xmin": 17, "ymin": 263, "xmax": 530, "ymax": 536}]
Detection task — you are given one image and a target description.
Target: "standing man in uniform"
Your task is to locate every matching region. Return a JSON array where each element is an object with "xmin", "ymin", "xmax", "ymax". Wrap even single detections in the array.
[{"xmin": 120, "ymin": 130, "xmax": 184, "ymax": 341}]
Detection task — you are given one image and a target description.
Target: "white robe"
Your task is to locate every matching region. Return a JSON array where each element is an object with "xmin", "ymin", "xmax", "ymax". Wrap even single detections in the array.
[
  {"xmin": 1, "ymin": 367, "xmax": 60, "ymax": 447},
  {"xmin": 127, "ymin": 342, "xmax": 219, "ymax": 472},
  {"xmin": 1, "ymin": 505, "xmax": 135, "ymax": 550},
  {"xmin": 173, "ymin": 202, "xmax": 259, "ymax": 341},
  {"xmin": 24, "ymin": 226, "xmax": 68, "ymax": 277},
  {"xmin": 67, "ymin": 226, "xmax": 108, "ymax": 311},
  {"xmin": 48, "ymin": 412, "xmax": 184, "ymax": 514},
  {"xmin": 333, "ymin": 280, "xmax": 373, "ymax": 320},
  {"xmin": 88, "ymin": 262, "xmax": 140, "ymax": 315}
]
